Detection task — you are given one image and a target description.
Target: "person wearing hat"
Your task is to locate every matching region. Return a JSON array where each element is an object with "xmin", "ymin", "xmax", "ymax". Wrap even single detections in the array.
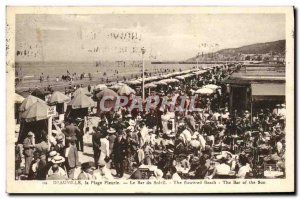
[
  {"xmin": 92, "ymin": 127, "xmax": 101, "ymax": 169},
  {"xmin": 64, "ymin": 120, "xmax": 79, "ymax": 147},
  {"xmin": 97, "ymin": 160, "xmax": 114, "ymax": 180},
  {"xmin": 77, "ymin": 162, "xmax": 96, "ymax": 180},
  {"xmin": 36, "ymin": 152, "xmax": 48, "ymax": 180},
  {"xmin": 112, "ymin": 130, "xmax": 128, "ymax": 178},
  {"xmin": 47, "ymin": 155, "xmax": 67, "ymax": 179},
  {"xmin": 47, "ymin": 156, "xmax": 68, "ymax": 180},
  {"xmin": 64, "ymin": 138, "xmax": 79, "ymax": 179},
  {"xmin": 23, "ymin": 131, "xmax": 35, "ymax": 175},
  {"xmin": 27, "ymin": 150, "xmax": 41, "ymax": 180}
]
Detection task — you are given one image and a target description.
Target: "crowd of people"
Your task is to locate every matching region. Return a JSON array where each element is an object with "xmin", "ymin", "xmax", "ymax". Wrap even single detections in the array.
[{"xmin": 15, "ymin": 64, "xmax": 286, "ymax": 180}]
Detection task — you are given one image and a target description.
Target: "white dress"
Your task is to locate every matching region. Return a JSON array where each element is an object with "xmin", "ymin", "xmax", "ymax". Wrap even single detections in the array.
[{"xmin": 99, "ymin": 138, "xmax": 110, "ymax": 163}]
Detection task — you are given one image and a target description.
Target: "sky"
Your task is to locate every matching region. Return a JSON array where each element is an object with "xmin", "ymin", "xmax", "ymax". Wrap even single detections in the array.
[{"xmin": 15, "ymin": 14, "xmax": 285, "ymax": 62}]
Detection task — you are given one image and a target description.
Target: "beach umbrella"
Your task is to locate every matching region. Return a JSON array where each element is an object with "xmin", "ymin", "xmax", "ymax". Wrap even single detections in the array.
[
  {"xmin": 126, "ymin": 80, "xmax": 141, "ymax": 86},
  {"xmin": 154, "ymin": 80, "xmax": 168, "ymax": 86},
  {"xmin": 195, "ymin": 88, "xmax": 214, "ymax": 95},
  {"xmin": 175, "ymin": 76, "xmax": 185, "ymax": 80},
  {"xmin": 19, "ymin": 95, "xmax": 46, "ymax": 112},
  {"xmin": 117, "ymin": 85, "xmax": 136, "ymax": 95},
  {"xmin": 94, "ymin": 84, "xmax": 107, "ymax": 91},
  {"xmin": 204, "ymin": 84, "xmax": 220, "ymax": 91},
  {"xmin": 31, "ymin": 88, "xmax": 50, "ymax": 100},
  {"xmin": 48, "ymin": 91, "xmax": 70, "ymax": 105},
  {"xmin": 110, "ymin": 82, "xmax": 126, "ymax": 90},
  {"xmin": 96, "ymin": 88, "xmax": 118, "ymax": 100},
  {"xmin": 73, "ymin": 87, "xmax": 91, "ymax": 97},
  {"xmin": 144, "ymin": 83, "xmax": 157, "ymax": 89},
  {"xmin": 15, "ymin": 93, "xmax": 25, "ymax": 104},
  {"xmin": 68, "ymin": 93, "xmax": 95, "ymax": 109},
  {"xmin": 21, "ymin": 101, "xmax": 50, "ymax": 122}
]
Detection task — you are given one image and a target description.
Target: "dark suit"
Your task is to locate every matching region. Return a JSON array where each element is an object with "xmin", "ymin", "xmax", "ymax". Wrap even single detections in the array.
[
  {"xmin": 113, "ymin": 137, "xmax": 128, "ymax": 177},
  {"xmin": 65, "ymin": 145, "xmax": 79, "ymax": 179},
  {"xmin": 64, "ymin": 124, "xmax": 80, "ymax": 144},
  {"xmin": 92, "ymin": 132, "xmax": 101, "ymax": 167}
]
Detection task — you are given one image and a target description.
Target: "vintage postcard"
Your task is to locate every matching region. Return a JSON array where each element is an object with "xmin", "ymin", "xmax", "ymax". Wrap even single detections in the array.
[{"xmin": 6, "ymin": 6, "xmax": 294, "ymax": 193}]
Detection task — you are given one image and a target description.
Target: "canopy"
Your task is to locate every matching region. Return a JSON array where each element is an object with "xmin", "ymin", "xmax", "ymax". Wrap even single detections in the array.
[
  {"xmin": 94, "ymin": 84, "xmax": 107, "ymax": 91},
  {"xmin": 73, "ymin": 87, "xmax": 91, "ymax": 97},
  {"xmin": 195, "ymin": 88, "xmax": 214, "ymax": 95},
  {"xmin": 252, "ymin": 83, "xmax": 285, "ymax": 96},
  {"xmin": 19, "ymin": 95, "xmax": 46, "ymax": 112},
  {"xmin": 252, "ymin": 83, "xmax": 285, "ymax": 101},
  {"xmin": 117, "ymin": 85, "xmax": 136, "ymax": 95},
  {"xmin": 21, "ymin": 101, "xmax": 50, "ymax": 122},
  {"xmin": 96, "ymin": 88, "xmax": 118, "ymax": 100},
  {"xmin": 48, "ymin": 91, "xmax": 70, "ymax": 104},
  {"xmin": 15, "ymin": 93, "xmax": 25, "ymax": 104},
  {"xmin": 68, "ymin": 93, "xmax": 95, "ymax": 109},
  {"xmin": 144, "ymin": 83, "xmax": 157, "ymax": 89}
]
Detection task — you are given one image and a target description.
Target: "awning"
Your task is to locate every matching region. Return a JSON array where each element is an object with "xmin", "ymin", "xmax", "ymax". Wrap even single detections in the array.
[{"xmin": 252, "ymin": 83, "xmax": 285, "ymax": 101}]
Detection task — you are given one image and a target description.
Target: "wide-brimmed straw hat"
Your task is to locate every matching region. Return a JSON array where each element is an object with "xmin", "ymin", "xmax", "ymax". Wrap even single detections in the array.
[
  {"xmin": 51, "ymin": 155, "xmax": 65, "ymax": 164},
  {"xmin": 48, "ymin": 151, "xmax": 60, "ymax": 161}
]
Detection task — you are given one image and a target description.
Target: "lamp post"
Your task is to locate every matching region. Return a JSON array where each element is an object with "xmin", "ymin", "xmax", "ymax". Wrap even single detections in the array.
[{"xmin": 141, "ymin": 47, "xmax": 146, "ymax": 101}]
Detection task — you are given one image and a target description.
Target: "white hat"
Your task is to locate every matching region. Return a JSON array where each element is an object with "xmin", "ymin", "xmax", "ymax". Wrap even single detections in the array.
[
  {"xmin": 48, "ymin": 151, "xmax": 60, "ymax": 161},
  {"xmin": 107, "ymin": 128, "xmax": 116, "ymax": 134},
  {"xmin": 51, "ymin": 155, "xmax": 65, "ymax": 164},
  {"xmin": 51, "ymin": 130, "xmax": 58, "ymax": 135}
]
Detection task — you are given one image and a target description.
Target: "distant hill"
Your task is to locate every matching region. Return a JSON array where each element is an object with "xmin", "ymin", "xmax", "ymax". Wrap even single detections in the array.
[{"xmin": 187, "ymin": 40, "xmax": 285, "ymax": 61}]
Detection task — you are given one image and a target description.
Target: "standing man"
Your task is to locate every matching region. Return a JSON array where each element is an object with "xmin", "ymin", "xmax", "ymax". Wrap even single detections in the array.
[
  {"xmin": 92, "ymin": 127, "xmax": 101, "ymax": 169},
  {"xmin": 113, "ymin": 131, "xmax": 128, "ymax": 178},
  {"xmin": 23, "ymin": 132, "xmax": 35, "ymax": 175},
  {"xmin": 64, "ymin": 120, "xmax": 80, "ymax": 147},
  {"xmin": 65, "ymin": 139, "xmax": 79, "ymax": 179}
]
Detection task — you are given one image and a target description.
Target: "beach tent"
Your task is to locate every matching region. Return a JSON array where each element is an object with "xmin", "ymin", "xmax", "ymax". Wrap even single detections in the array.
[
  {"xmin": 117, "ymin": 85, "xmax": 136, "ymax": 95},
  {"xmin": 19, "ymin": 95, "xmax": 46, "ymax": 112},
  {"xmin": 19, "ymin": 101, "xmax": 51, "ymax": 144}
]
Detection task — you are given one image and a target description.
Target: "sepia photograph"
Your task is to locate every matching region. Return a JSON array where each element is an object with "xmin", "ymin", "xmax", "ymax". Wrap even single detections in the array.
[{"xmin": 6, "ymin": 6, "xmax": 294, "ymax": 193}]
